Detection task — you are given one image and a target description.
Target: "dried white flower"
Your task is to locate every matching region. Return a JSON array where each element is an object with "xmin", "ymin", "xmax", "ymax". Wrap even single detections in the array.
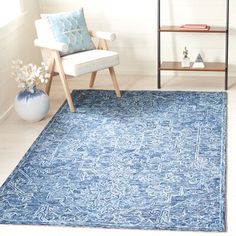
[{"xmin": 12, "ymin": 60, "xmax": 49, "ymax": 92}]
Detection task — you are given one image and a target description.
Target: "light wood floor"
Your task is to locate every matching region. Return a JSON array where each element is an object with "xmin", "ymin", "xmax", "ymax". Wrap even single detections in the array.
[{"xmin": 0, "ymin": 73, "xmax": 236, "ymax": 236}]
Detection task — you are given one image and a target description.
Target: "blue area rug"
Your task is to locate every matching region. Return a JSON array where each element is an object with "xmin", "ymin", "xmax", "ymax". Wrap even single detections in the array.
[{"xmin": 0, "ymin": 90, "xmax": 226, "ymax": 231}]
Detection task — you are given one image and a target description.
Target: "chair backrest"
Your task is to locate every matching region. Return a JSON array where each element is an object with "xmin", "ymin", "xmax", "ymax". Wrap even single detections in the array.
[{"xmin": 35, "ymin": 19, "xmax": 54, "ymax": 63}]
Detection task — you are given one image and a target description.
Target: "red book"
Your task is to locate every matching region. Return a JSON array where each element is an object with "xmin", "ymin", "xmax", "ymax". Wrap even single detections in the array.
[
  {"xmin": 180, "ymin": 24, "xmax": 210, "ymax": 31},
  {"xmin": 180, "ymin": 24, "xmax": 208, "ymax": 28}
]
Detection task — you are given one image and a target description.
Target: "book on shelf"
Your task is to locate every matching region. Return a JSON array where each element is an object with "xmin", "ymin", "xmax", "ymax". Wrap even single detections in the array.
[{"xmin": 180, "ymin": 24, "xmax": 210, "ymax": 31}]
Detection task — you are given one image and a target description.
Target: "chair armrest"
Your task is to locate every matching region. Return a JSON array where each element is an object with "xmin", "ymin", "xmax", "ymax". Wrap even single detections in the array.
[
  {"xmin": 34, "ymin": 39, "xmax": 69, "ymax": 53},
  {"xmin": 89, "ymin": 30, "xmax": 116, "ymax": 41}
]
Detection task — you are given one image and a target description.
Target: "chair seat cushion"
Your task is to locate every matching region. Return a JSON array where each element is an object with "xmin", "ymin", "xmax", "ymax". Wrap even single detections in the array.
[{"xmin": 58, "ymin": 50, "xmax": 119, "ymax": 76}]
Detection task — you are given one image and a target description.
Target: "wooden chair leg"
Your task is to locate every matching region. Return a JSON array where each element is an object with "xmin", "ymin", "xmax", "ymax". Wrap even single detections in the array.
[
  {"xmin": 53, "ymin": 51, "xmax": 75, "ymax": 112},
  {"xmin": 45, "ymin": 57, "xmax": 55, "ymax": 95},
  {"xmin": 109, "ymin": 67, "xmax": 121, "ymax": 97},
  {"xmin": 89, "ymin": 71, "xmax": 97, "ymax": 88}
]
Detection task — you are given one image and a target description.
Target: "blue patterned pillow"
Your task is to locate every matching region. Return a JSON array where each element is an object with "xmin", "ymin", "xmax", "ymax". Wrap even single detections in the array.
[{"xmin": 44, "ymin": 9, "xmax": 95, "ymax": 56}]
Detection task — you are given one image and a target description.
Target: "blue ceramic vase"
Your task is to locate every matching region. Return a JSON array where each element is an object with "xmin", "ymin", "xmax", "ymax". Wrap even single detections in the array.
[{"xmin": 15, "ymin": 88, "xmax": 49, "ymax": 122}]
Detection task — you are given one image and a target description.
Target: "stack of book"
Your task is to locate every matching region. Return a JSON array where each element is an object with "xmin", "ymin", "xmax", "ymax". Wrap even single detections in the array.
[{"xmin": 180, "ymin": 24, "xmax": 210, "ymax": 31}]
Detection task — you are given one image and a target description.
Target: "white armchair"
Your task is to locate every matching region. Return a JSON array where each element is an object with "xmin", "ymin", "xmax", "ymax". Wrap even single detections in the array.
[{"xmin": 34, "ymin": 16, "xmax": 121, "ymax": 113}]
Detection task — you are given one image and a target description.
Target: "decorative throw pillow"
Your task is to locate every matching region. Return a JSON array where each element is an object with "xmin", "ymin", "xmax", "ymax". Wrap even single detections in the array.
[{"xmin": 42, "ymin": 9, "xmax": 95, "ymax": 56}]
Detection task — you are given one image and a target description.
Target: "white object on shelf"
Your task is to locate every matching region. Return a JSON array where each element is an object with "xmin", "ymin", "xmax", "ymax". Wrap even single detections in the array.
[
  {"xmin": 182, "ymin": 57, "xmax": 191, "ymax": 68},
  {"xmin": 192, "ymin": 54, "xmax": 205, "ymax": 68},
  {"xmin": 181, "ymin": 47, "xmax": 191, "ymax": 68}
]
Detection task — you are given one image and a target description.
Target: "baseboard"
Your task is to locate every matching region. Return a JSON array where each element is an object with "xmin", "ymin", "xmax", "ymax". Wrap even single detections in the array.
[{"xmin": 0, "ymin": 104, "xmax": 13, "ymax": 124}]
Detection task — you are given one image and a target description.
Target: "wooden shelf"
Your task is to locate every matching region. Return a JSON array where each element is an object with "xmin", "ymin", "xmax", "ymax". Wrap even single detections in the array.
[
  {"xmin": 160, "ymin": 26, "xmax": 227, "ymax": 33},
  {"xmin": 160, "ymin": 61, "xmax": 226, "ymax": 72},
  {"xmin": 157, "ymin": 0, "xmax": 229, "ymax": 90}
]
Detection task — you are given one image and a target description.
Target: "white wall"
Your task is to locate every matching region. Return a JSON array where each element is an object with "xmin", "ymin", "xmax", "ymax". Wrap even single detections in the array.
[
  {"xmin": 39, "ymin": 0, "xmax": 236, "ymax": 78},
  {"xmin": 0, "ymin": 0, "xmax": 41, "ymax": 120}
]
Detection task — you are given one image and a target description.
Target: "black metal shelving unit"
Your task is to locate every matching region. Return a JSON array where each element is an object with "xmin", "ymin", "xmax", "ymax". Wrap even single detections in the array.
[{"xmin": 157, "ymin": 0, "xmax": 230, "ymax": 90}]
